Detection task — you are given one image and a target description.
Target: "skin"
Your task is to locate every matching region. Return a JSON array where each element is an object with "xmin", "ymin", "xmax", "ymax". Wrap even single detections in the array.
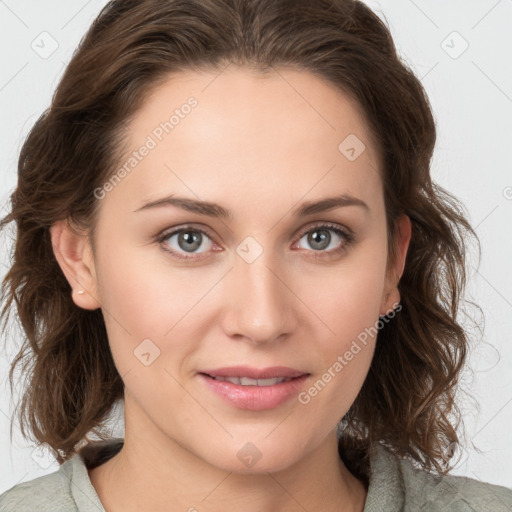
[{"xmin": 51, "ymin": 66, "xmax": 411, "ymax": 512}]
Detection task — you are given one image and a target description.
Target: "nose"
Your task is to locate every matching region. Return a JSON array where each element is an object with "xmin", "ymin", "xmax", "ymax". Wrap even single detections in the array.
[{"xmin": 220, "ymin": 247, "xmax": 297, "ymax": 345}]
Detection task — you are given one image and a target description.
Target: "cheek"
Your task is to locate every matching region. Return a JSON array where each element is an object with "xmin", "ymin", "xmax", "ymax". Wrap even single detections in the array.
[
  {"xmin": 294, "ymin": 237, "xmax": 387, "ymax": 404},
  {"xmin": 93, "ymin": 234, "xmax": 223, "ymax": 382},
  {"xmin": 297, "ymin": 264, "xmax": 382, "ymax": 421},
  {"xmin": 299, "ymin": 238, "xmax": 388, "ymax": 340},
  {"xmin": 95, "ymin": 235, "xmax": 201, "ymax": 334}
]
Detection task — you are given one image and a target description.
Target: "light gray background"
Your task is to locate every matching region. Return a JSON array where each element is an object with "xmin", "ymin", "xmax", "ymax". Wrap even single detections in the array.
[{"xmin": 1, "ymin": 0, "xmax": 511, "ymax": 495}]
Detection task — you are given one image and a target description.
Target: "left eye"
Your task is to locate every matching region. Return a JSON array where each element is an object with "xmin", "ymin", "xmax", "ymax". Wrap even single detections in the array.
[
  {"xmin": 158, "ymin": 223, "xmax": 353, "ymax": 261},
  {"xmin": 295, "ymin": 224, "xmax": 352, "ymax": 253}
]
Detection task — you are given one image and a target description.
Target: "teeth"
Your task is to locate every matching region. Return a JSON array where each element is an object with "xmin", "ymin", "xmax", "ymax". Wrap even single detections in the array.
[{"xmin": 212, "ymin": 376, "xmax": 292, "ymax": 386}]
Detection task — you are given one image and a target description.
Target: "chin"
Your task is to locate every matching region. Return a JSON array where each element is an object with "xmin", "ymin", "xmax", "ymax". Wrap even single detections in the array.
[{"xmin": 199, "ymin": 438, "xmax": 305, "ymax": 475}]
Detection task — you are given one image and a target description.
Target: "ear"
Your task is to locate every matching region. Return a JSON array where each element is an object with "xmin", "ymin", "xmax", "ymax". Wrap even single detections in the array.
[
  {"xmin": 379, "ymin": 214, "xmax": 411, "ymax": 317},
  {"xmin": 50, "ymin": 219, "xmax": 101, "ymax": 310}
]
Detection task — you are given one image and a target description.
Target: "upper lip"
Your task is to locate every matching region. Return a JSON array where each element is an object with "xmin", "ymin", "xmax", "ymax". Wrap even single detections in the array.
[{"xmin": 200, "ymin": 366, "xmax": 309, "ymax": 379}]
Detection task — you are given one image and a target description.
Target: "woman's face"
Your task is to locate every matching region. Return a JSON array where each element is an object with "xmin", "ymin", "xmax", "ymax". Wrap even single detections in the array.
[{"xmin": 68, "ymin": 66, "xmax": 410, "ymax": 473}]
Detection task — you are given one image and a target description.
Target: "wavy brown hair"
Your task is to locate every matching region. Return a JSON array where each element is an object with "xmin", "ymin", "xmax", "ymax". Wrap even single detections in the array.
[{"xmin": 1, "ymin": 0, "xmax": 481, "ymax": 477}]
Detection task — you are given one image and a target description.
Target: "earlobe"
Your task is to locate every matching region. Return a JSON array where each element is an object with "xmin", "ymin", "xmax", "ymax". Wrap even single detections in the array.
[
  {"xmin": 380, "ymin": 288, "xmax": 401, "ymax": 318},
  {"xmin": 50, "ymin": 220, "xmax": 101, "ymax": 311},
  {"xmin": 379, "ymin": 214, "xmax": 412, "ymax": 317}
]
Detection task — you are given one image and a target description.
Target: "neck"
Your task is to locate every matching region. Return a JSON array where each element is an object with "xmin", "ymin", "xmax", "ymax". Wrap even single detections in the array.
[{"xmin": 88, "ymin": 402, "xmax": 367, "ymax": 512}]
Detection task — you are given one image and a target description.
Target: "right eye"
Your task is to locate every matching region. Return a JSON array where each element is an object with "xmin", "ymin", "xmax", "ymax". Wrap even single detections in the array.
[{"xmin": 157, "ymin": 225, "xmax": 220, "ymax": 261}]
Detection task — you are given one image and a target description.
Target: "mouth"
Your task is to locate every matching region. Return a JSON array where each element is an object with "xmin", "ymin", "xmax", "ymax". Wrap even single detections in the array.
[
  {"xmin": 199, "ymin": 365, "xmax": 308, "ymax": 380},
  {"xmin": 201, "ymin": 375, "xmax": 296, "ymax": 386},
  {"xmin": 197, "ymin": 366, "xmax": 311, "ymax": 410}
]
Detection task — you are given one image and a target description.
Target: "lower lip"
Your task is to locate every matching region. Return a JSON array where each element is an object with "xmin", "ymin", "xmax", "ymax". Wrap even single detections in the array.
[{"xmin": 198, "ymin": 373, "xmax": 310, "ymax": 411}]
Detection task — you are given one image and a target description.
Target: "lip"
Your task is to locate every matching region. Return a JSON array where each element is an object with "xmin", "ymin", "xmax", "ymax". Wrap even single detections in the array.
[
  {"xmin": 197, "ymin": 367, "xmax": 310, "ymax": 411},
  {"xmin": 199, "ymin": 366, "xmax": 307, "ymax": 379}
]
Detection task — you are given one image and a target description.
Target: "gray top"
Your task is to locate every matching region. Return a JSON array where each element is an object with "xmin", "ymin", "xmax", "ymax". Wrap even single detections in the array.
[{"xmin": 1, "ymin": 438, "xmax": 512, "ymax": 511}]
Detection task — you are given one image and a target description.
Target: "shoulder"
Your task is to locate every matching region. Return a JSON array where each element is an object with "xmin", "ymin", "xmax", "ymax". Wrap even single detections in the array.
[
  {"xmin": 375, "ymin": 444, "xmax": 512, "ymax": 511},
  {"xmin": 0, "ymin": 439, "xmax": 122, "ymax": 512},
  {"xmin": 404, "ymin": 466, "xmax": 512, "ymax": 511},
  {"xmin": 0, "ymin": 460, "xmax": 76, "ymax": 512}
]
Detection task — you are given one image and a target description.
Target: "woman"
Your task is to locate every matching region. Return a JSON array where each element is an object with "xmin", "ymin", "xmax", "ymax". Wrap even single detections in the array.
[{"xmin": 1, "ymin": 0, "xmax": 511, "ymax": 510}]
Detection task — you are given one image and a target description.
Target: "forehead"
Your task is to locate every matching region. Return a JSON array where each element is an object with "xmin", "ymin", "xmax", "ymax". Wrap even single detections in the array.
[{"xmin": 110, "ymin": 66, "xmax": 383, "ymax": 214}]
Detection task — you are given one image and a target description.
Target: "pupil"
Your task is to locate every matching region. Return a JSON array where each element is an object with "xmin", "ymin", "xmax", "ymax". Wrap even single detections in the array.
[
  {"xmin": 309, "ymin": 229, "xmax": 330, "ymax": 250},
  {"xmin": 180, "ymin": 231, "xmax": 201, "ymax": 252}
]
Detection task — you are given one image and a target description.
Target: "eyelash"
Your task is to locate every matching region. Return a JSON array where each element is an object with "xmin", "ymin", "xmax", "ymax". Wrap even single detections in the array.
[{"xmin": 156, "ymin": 222, "xmax": 355, "ymax": 261}]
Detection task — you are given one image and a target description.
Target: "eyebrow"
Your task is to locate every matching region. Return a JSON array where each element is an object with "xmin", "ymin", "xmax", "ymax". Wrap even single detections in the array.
[{"xmin": 134, "ymin": 193, "xmax": 369, "ymax": 218}]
